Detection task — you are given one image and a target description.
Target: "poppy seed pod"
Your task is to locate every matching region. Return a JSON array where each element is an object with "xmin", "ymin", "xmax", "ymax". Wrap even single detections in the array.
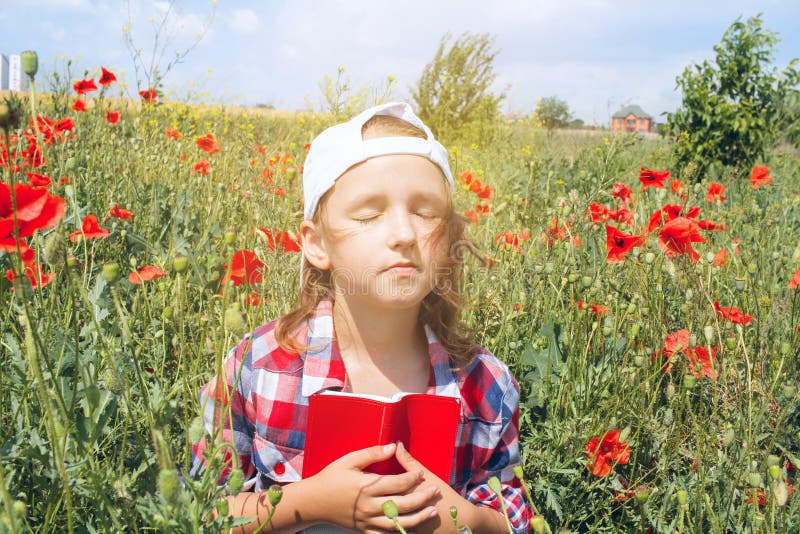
[
  {"xmin": 0, "ymin": 95, "xmax": 24, "ymax": 129},
  {"xmin": 172, "ymin": 254, "xmax": 189, "ymax": 273},
  {"xmin": 187, "ymin": 417, "xmax": 205, "ymax": 443},
  {"xmin": 228, "ymin": 468, "xmax": 244, "ymax": 497},
  {"xmin": 20, "ymin": 50, "xmax": 38, "ymax": 78},
  {"xmin": 268, "ymin": 484, "xmax": 283, "ymax": 507},
  {"xmin": 381, "ymin": 500, "xmax": 399, "ymax": 520},
  {"xmin": 102, "ymin": 262, "xmax": 120, "ymax": 283},
  {"xmin": 157, "ymin": 468, "xmax": 181, "ymax": 504},
  {"xmin": 676, "ymin": 489, "xmax": 688, "ymax": 505},
  {"xmin": 531, "ymin": 516, "xmax": 550, "ymax": 534}
]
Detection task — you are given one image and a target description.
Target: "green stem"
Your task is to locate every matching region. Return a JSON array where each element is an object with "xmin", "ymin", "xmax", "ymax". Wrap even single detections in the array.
[{"xmin": 0, "ymin": 456, "xmax": 19, "ymax": 534}]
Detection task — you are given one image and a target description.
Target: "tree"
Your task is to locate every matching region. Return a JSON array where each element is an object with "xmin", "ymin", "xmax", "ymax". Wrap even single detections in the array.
[
  {"xmin": 667, "ymin": 15, "xmax": 799, "ymax": 179},
  {"xmin": 411, "ymin": 33, "xmax": 505, "ymax": 144},
  {"xmin": 535, "ymin": 96, "xmax": 572, "ymax": 129}
]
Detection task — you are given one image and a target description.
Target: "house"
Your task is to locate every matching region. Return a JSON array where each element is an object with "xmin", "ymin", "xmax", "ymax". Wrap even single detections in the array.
[{"xmin": 611, "ymin": 105, "xmax": 652, "ymax": 133}]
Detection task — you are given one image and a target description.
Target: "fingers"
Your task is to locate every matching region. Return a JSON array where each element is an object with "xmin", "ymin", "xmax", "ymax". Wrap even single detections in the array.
[{"xmin": 339, "ymin": 442, "xmax": 397, "ymax": 470}]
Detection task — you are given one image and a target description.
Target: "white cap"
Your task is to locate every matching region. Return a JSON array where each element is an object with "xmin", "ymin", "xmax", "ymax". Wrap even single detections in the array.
[{"xmin": 302, "ymin": 102, "xmax": 453, "ymax": 220}]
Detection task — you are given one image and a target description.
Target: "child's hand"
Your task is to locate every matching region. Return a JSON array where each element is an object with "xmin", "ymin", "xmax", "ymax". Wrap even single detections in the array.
[{"xmin": 308, "ymin": 442, "xmax": 441, "ymax": 533}]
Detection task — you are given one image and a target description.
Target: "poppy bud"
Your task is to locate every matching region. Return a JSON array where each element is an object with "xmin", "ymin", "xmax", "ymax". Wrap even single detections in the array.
[
  {"xmin": 65, "ymin": 157, "xmax": 78, "ymax": 171},
  {"xmin": 215, "ymin": 498, "xmax": 229, "ymax": 518},
  {"xmin": 602, "ymin": 326, "xmax": 613, "ymax": 337},
  {"xmin": 705, "ymin": 252, "xmax": 716, "ymax": 264},
  {"xmin": 172, "ymin": 255, "xmax": 189, "ymax": 273},
  {"xmin": 703, "ymin": 325, "xmax": 714, "ymax": 343},
  {"xmin": 749, "ymin": 472, "xmax": 763, "ymax": 488},
  {"xmin": 772, "ymin": 480, "xmax": 789, "ymax": 506},
  {"xmin": 268, "ymin": 484, "xmax": 283, "ymax": 507},
  {"xmin": 20, "ymin": 50, "xmax": 38, "ymax": 78},
  {"xmin": 224, "ymin": 307, "xmax": 246, "ymax": 334},
  {"xmin": 782, "ymin": 385, "xmax": 796, "ymax": 399},
  {"xmin": 725, "ymin": 337, "xmax": 737, "ymax": 351},
  {"xmin": 0, "ymin": 94, "xmax": 24, "ymax": 129},
  {"xmin": 766, "ymin": 454, "xmax": 781, "ymax": 468},
  {"xmin": 512, "ymin": 465, "xmax": 524, "ymax": 481},
  {"xmin": 627, "ymin": 302, "xmax": 636, "ymax": 314},
  {"xmin": 228, "ymin": 468, "xmax": 244, "ymax": 497},
  {"xmin": 102, "ymin": 262, "xmax": 120, "ymax": 283},
  {"xmin": 665, "ymin": 382, "xmax": 676, "ymax": 400},
  {"xmin": 769, "ymin": 465, "xmax": 782, "ymax": 480},
  {"xmin": 13, "ymin": 500, "xmax": 26, "ymax": 519},
  {"xmin": 688, "ymin": 334, "xmax": 696, "ymax": 348},
  {"xmin": 780, "ymin": 341, "xmax": 791, "ymax": 355},
  {"xmin": 634, "ymin": 355, "xmax": 645, "ymax": 367},
  {"xmin": 644, "ymin": 252, "xmax": 655, "ymax": 264},
  {"xmin": 631, "ymin": 323, "xmax": 641, "ymax": 338},
  {"xmin": 487, "ymin": 476, "xmax": 502, "ymax": 495},
  {"xmin": 531, "ymin": 516, "xmax": 550, "ymax": 534},
  {"xmin": 582, "ymin": 276, "xmax": 593, "ymax": 288},
  {"xmin": 285, "ymin": 166, "xmax": 298, "ymax": 180},
  {"xmin": 158, "ymin": 468, "xmax": 181, "ymax": 504},
  {"xmin": 103, "ymin": 366, "xmax": 125, "ymax": 394},
  {"xmin": 224, "ymin": 230, "xmax": 236, "ymax": 245},
  {"xmin": 634, "ymin": 485, "xmax": 650, "ymax": 505},
  {"xmin": 381, "ymin": 500, "xmax": 399, "ymax": 520},
  {"xmin": 188, "ymin": 417, "xmax": 205, "ymax": 443},
  {"xmin": 676, "ymin": 489, "xmax": 688, "ymax": 505},
  {"xmin": 43, "ymin": 231, "xmax": 67, "ymax": 266}
]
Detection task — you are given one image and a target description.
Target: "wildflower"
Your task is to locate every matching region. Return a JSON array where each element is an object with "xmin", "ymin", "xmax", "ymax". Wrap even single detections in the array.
[
  {"xmin": 750, "ymin": 165, "xmax": 773, "ymax": 189},
  {"xmin": 705, "ymin": 182, "xmax": 726, "ymax": 202},
  {"xmin": 612, "ymin": 182, "xmax": 632, "ymax": 205},
  {"xmin": 69, "ymin": 214, "xmax": 110, "ymax": 242},
  {"xmin": 139, "ymin": 88, "xmax": 157, "ymax": 103},
  {"xmin": 713, "ymin": 248, "xmax": 729, "ymax": 267},
  {"xmin": 256, "ymin": 228, "xmax": 302, "ymax": 253},
  {"xmin": 109, "ymin": 204, "xmax": 133, "ymax": 219},
  {"xmin": 589, "ymin": 202, "xmax": 610, "ymax": 224},
  {"xmin": 714, "ymin": 301, "xmax": 752, "ymax": 325},
  {"xmin": 670, "ymin": 179, "xmax": 685, "ymax": 195},
  {"xmin": 196, "ymin": 133, "xmax": 220, "ymax": 154},
  {"xmin": 273, "ymin": 187, "xmax": 286, "ymax": 197},
  {"xmin": 165, "ymin": 127, "xmax": 182, "ymax": 139},
  {"xmin": 464, "ymin": 210, "xmax": 479, "ymax": 223},
  {"xmin": 591, "ymin": 304, "xmax": 608, "ymax": 317},
  {"xmin": 192, "ymin": 160, "xmax": 211, "ymax": 175},
  {"xmin": 789, "ymin": 268, "xmax": 800, "ymax": 289},
  {"xmin": 459, "ymin": 170, "xmax": 475, "ymax": 188},
  {"xmin": 128, "ymin": 265, "xmax": 166, "ymax": 285},
  {"xmin": 639, "ymin": 167, "xmax": 669, "ymax": 189},
  {"xmin": 477, "ymin": 183, "xmax": 495, "ymax": 201},
  {"xmin": 495, "ymin": 229, "xmax": 530, "ymax": 251},
  {"xmin": 222, "ymin": 250, "xmax": 267, "ymax": 286},
  {"xmin": 585, "ymin": 429, "xmax": 630, "ymax": 477},
  {"xmin": 658, "ymin": 216, "xmax": 705, "ymax": 263},
  {"xmin": 1, "ymin": 183, "xmax": 65, "ymax": 256},
  {"xmin": 608, "ymin": 208, "xmax": 634, "ymax": 225},
  {"xmin": 605, "ymin": 225, "xmax": 644, "ymax": 264},
  {"xmin": 5, "ymin": 259, "xmax": 53, "ymax": 289},
  {"xmin": 686, "ymin": 345, "xmax": 719, "ymax": 379},
  {"xmin": 105, "ymin": 110, "xmax": 121, "ymax": 125},
  {"xmin": 72, "ymin": 99, "xmax": 88, "ymax": 112},
  {"xmin": 73, "ymin": 78, "xmax": 98, "ymax": 94},
  {"xmin": 24, "ymin": 172, "xmax": 51, "ymax": 187},
  {"xmin": 98, "ymin": 67, "xmax": 116, "ymax": 86}
]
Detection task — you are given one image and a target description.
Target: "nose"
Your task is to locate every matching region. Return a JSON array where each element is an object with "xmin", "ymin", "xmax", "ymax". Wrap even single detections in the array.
[{"xmin": 386, "ymin": 209, "xmax": 416, "ymax": 249}]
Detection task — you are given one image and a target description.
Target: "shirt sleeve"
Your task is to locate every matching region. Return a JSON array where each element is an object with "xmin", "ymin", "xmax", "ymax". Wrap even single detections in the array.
[
  {"xmin": 190, "ymin": 336, "xmax": 258, "ymax": 489},
  {"xmin": 463, "ymin": 373, "xmax": 531, "ymax": 534}
]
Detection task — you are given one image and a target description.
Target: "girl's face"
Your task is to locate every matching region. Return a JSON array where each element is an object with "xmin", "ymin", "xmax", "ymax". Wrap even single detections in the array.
[{"xmin": 304, "ymin": 154, "xmax": 451, "ymax": 311}]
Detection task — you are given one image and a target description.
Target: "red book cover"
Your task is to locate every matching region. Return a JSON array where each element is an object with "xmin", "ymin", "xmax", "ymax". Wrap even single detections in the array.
[{"xmin": 302, "ymin": 391, "xmax": 461, "ymax": 482}]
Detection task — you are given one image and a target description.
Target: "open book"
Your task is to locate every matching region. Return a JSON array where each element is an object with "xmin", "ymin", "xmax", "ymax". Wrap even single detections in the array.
[{"xmin": 302, "ymin": 390, "xmax": 461, "ymax": 482}]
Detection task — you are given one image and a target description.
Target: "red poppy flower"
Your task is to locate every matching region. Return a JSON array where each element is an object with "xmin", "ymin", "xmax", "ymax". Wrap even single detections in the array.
[
  {"xmin": 589, "ymin": 202, "xmax": 610, "ymax": 224},
  {"xmin": 714, "ymin": 301, "xmax": 752, "ymax": 325},
  {"xmin": 166, "ymin": 127, "xmax": 182, "ymax": 139},
  {"xmin": 273, "ymin": 187, "xmax": 286, "ymax": 197},
  {"xmin": 139, "ymin": 88, "xmax": 158, "ymax": 103},
  {"xmin": 706, "ymin": 182, "xmax": 726, "ymax": 202},
  {"xmin": 477, "ymin": 183, "xmax": 495, "ymax": 201},
  {"xmin": 647, "ymin": 204, "xmax": 684, "ymax": 233},
  {"xmin": 56, "ymin": 118, "xmax": 74, "ymax": 134},
  {"xmin": 713, "ymin": 248, "xmax": 729, "ymax": 268},
  {"xmin": 222, "ymin": 250, "xmax": 267, "ymax": 286},
  {"xmin": 72, "ymin": 99, "xmax": 88, "ymax": 112},
  {"xmin": 790, "ymin": 268, "xmax": 800, "ymax": 289},
  {"xmin": 256, "ymin": 228, "xmax": 302, "ymax": 253},
  {"xmin": 196, "ymin": 133, "xmax": 220, "ymax": 154},
  {"xmin": 662, "ymin": 328, "xmax": 689, "ymax": 359},
  {"xmin": 608, "ymin": 208, "xmax": 634, "ymax": 225},
  {"xmin": 109, "ymin": 204, "xmax": 133, "ymax": 219},
  {"xmin": 750, "ymin": 166, "xmax": 773, "ymax": 189},
  {"xmin": 476, "ymin": 202, "xmax": 490, "ymax": 215},
  {"xmin": 0, "ymin": 183, "xmax": 65, "ymax": 254},
  {"xmin": 686, "ymin": 345, "xmax": 719, "ymax": 379},
  {"xmin": 5, "ymin": 260, "xmax": 53, "ymax": 289},
  {"xmin": 658, "ymin": 216, "xmax": 705, "ymax": 263},
  {"xmin": 69, "ymin": 214, "xmax": 110, "ymax": 242},
  {"xmin": 612, "ymin": 182, "xmax": 632, "ymax": 204},
  {"xmin": 670, "ymin": 179, "xmax": 685, "ymax": 194},
  {"xmin": 639, "ymin": 167, "xmax": 670, "ymax": 189},
  {"xmin": 459, "ymin": 171, "xmax": 475, "ymax": 187},
  {"xmin": 105, "ymin": 110, "xmax": 121, "ymax": 125},
  {"xmin": 73, "ymin": 78, "xmax": 98, "ymax": 95},
  {"xmin": 128, "ymin": 265, "xmax": 166, "ymax": 285},
  {"xmin": 24, "ymin": 172, "xmax": 52, "ymax": 187},
  {"xmin": 245, "ymin": 290, "xmax": 262, "ymax": 306},
  {"xmin": 192, "ymin": 160, "xmax": 212, "ymax": 175},
  {"xmin": 585, "ymin": 429, "xmax": 630, "ymax": 477},
  {"xmin": 592, "ymin": 304, "xmax": 608, "ymax": 317},
  {"xmin": 606, "ymin": 225, "xmax": 645, "ymax": 264},
  {"xmin": 98, "ymin": 67, "xmax": 116, "ymax": 86}
]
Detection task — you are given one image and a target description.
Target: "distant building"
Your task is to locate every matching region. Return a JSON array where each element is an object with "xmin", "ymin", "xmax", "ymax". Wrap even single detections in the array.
[
  {"xmin": 8, "ymin": 54, "xmax": 29, "ymax": 92},
  {"xmin": 0, "ymin": 54, "xmax": 8, "ymax": 90},
  {"xmin": 611, "ymin": 105, "xmax": 652, "ymax": 133}
]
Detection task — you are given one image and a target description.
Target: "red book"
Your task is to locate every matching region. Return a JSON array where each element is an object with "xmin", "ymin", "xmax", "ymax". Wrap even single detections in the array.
[{"xmin": 302, "ymin": 391, "xmax": 461, "ymax": 482}]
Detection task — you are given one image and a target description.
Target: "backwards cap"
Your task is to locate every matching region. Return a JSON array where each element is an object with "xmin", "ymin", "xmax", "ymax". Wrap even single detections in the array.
[{"xmin": 302, "ymin": 102, "xmax": 453, "ymax": 220}]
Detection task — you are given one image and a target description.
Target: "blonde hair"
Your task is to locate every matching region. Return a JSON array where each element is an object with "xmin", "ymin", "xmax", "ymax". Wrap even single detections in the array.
[{"xmin": 275, "ymin": 114, "xmax": 482, "ymax": 365}]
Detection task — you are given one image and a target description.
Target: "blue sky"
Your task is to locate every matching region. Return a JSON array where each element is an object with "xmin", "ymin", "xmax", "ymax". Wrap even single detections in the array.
[{"xmin": 2, "ymin": 0, "xmax": 799, "ymax": 125}]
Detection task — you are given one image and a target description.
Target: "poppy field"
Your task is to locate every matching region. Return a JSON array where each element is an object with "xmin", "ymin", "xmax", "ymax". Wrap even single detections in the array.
[{"xmin": 2, "ymin": 66, "xmax": 800, "ymax": 533}]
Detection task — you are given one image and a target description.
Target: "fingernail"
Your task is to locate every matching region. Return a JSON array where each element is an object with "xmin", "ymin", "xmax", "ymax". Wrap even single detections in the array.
[
  {"xmin": 384, "ymin": 443, "xmax": 396, "ymax": 454},
  {"xmin": 397, "ymin": 441, "xmax": 405, "ymax": 452},
  {"xmin": 428, "ymin": 508, "xmax": 438, "ymax": 518}
]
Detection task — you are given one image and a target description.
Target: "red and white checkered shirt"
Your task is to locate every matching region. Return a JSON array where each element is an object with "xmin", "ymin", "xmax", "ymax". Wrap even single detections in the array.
[{"xmin": 192, "ymin": 299, "xmax": 530, "ymax": 533}]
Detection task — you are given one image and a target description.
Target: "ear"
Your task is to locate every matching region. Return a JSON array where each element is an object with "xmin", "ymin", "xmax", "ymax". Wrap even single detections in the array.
[{"xmin": 299, "ymin": 220, "xmax": 332, "ymax": 270}]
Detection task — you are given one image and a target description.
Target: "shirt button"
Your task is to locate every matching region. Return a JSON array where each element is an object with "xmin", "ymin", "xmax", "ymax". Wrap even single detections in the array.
[{"xmin": 274, "ymin": 462, "xmax": 286, "ymax": 475}]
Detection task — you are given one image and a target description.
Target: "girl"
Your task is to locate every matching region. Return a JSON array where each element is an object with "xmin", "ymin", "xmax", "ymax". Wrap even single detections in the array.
[{"xmin": 193, "ymin": 102, "xmax": 530, "ymax": 533}]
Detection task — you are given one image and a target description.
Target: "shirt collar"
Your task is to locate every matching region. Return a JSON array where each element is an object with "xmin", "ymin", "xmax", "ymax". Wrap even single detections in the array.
[{"xmin": 300, "ymin": 299, "xmax": 461, "ymax": 399}]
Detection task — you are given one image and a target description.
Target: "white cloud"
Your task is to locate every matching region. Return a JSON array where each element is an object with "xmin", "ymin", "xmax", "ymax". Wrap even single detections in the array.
[{"xmin": 228, "ymin": 8, "xmax": 260, "ymax": 35}]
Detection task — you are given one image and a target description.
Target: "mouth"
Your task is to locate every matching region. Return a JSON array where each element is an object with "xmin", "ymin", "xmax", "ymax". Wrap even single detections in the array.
[{"xmin": 383, "ymin": 262, "xmax": 419, "ymax": 275}]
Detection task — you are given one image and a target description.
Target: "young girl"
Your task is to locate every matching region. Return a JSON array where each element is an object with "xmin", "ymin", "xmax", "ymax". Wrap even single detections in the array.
[{"xmin": 192, "ymin": 102, "xmax": 531, "ymax": 533}]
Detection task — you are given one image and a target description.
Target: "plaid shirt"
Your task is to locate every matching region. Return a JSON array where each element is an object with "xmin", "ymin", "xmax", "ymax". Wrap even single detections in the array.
[{"xmin": 192, "ymin": 300, "xmax": 530, "ymax": 533}]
